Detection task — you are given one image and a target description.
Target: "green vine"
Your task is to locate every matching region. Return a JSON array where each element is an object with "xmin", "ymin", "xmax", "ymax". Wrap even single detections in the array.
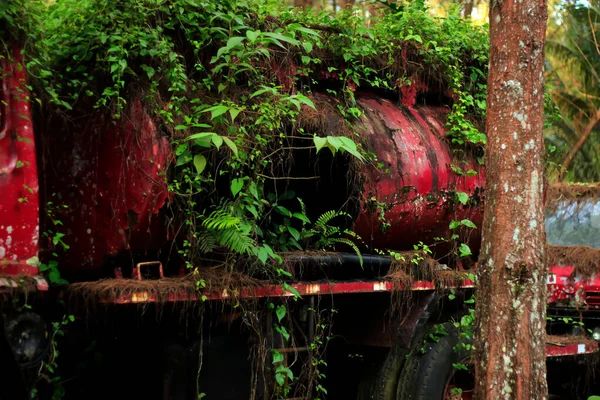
[{"xmin": 3, "ymin": 0, "xmax": 490, "ymax": 398}]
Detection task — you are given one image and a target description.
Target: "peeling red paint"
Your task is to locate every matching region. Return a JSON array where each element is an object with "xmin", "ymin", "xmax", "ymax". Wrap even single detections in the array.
[
  {"xmin": 352, "ymin": 95, "xmax": 485, "ymax": 251},
  {"xmin": 0, "ymin": 44, "xmax": 39, "ymax": 273},
  {"xmin": 546, "ymin": 265, "xmax": 600, "ymax": 308},
  {"xmin": 399, "ymin": 78, "xmax": 429, "ymax": 108},
  {"xmin": 545, "ymin": 341, "xmax": 597, "ymax": 357}
]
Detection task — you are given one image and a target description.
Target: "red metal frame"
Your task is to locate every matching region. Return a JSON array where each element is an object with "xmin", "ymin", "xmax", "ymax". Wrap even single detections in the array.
[
  {"xmin": 0, "ymin": 44, "xmax": 40, "ymax": 273},
  {"xmin": 547, "ymin": 265, "xmax": 600, "ymax": 308},
  {"xmin": 111, "ymin": 279, "xmax": 446, "ymax": 304},
  {"xmin": 546, "ymin": 341, "xmax": 598, "ymax": 357}
]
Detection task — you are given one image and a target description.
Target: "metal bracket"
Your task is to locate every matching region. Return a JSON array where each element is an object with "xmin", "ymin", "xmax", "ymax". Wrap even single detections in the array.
[{"xmin": 132, "ymin": 261, "xmax": 164, "ymax": 281}]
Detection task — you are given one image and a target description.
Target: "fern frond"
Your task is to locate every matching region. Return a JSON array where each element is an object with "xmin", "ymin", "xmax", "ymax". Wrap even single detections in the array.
[
  {"xmin": 198, "ymin": 231, "xmax": 218, "ymax": 253},
  {"xmin": 343, "ymin": 229, "xmax": 365, "ymax": 244},
  {"xmin": 315, "ymin": 210, "xmax": 351, "ymax": 229},
  {"xmin": 330, "ymin": 238, "xmax": 363, "ymax": 268},
  {"xmin": 217, "ymin": 227, "xmax": 256, "ymax": 255},
  {"xmin": 321, "ymin": 226, "xmax": 341, "ymax": 239},
  {"xmin": 203, "ymin": 209, "xmax": 240, "ymax": 230}
]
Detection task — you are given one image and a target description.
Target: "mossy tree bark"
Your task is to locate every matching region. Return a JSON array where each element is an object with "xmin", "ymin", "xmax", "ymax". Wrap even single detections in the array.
[{"xmin": 474, "ymin": 0, "xmax": 548, "ymax": 399}]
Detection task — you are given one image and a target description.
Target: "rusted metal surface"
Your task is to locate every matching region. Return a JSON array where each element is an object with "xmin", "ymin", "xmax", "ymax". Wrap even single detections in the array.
[
  {"xmin": 0, "ymin": 275, "xmax": 48, "ymax": 291},
  {"xmin": 40, "ymin": 99, "xmax": 172, "ymax": 271},
  {"xmin": 110, "ymin": 279, "xmax": 437, "ymax": 304},
  {"xmin": 547, "ymin": 265, "xmax": 600, "ymax": 308},
  {"xmin": 545, "ymin": 338, "xmax": 598, "ymax": 358},
  {"xmin": 352, "ymin": 96, "xmax": 485, "ymax": 251},
  {"xmin": 107, "ymin": 278, "xmax": 470, "ymax": 304},
  {"xmin": 0, "ymin": 44, "xmax": 40, "ymax": 274}
]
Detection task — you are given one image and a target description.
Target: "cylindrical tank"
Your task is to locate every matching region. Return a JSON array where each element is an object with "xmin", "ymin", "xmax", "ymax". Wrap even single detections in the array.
[
  {"xmin": 39, "ymin": 92, "xmax": 483, "ymax": 274},
  {"xmin": 352, "ymin": 95, "xmax": 484, "ymax": 250},
  {"xmin": 38, "ymin": 99, "xmax": 172, "ymax": 274},
  {"xmin": 284, "ymin": 94, "xmax": 484, "ymax": 255}
]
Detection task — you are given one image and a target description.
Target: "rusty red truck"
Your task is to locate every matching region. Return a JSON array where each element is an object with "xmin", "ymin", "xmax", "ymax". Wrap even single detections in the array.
[{"xmin": 2, "ymin": 2, "xmax": 600, "ymax": 400}]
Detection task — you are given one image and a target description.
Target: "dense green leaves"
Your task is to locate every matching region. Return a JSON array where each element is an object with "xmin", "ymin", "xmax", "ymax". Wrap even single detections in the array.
[{"xmin": 15, "ymin": 0, "xmax": 487, "ymax": 283}]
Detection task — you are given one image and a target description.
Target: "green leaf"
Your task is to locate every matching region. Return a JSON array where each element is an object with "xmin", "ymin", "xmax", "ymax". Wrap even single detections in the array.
[
  {"xmin": 207, "ymin": 105, "xmax": 230, "ymax": 120},
  {"xmin": 229, "ymin": 107, "xmax": 242, "ymax": 122},
  {"xmin": 293, "ymin": 212, "xmax": 310, "ymax": 223},
  {"xmin": 288, "ymin": 226, "xmax": 300, "ymax": 241},
  {"xmin": 301, "ymin": 55, "xmax": 311, "ymax": 65},
  {"xmin": 326, "ymin": 136, "xmax": 342, "ymax": 150},
  {"xmin": 216, "ymin": 36, "xmax": 245, "ymax": 58},
  {"xmin": 288, "ymin": 24, "xmax": 320, "ymax": 37},
  {"xmin": 275, "ymin": 325, "xmax": 291, "ymax": 341},
  {"xmin": 263, "ymin": 32, "xmax": 300, "ymax": 47},
  {"xmin": 175, "ymin": 143, "xmax": 188, "ymax": 156},
  {"xmin": 186, "ymin": 132, "xmax": 216, "ymax": 141},
  {"xmin": 461, "ymin": 219, "xmax": 477, "ymax": 229},
  {"xmin": 449, "ymin": 220, "xmax": 460, "ymax": 230},
  {"xmin": 211, "ymin": 135, "xmax": 223, "ymax": 149},
  {"xmin": 456, "ymin": 192, "xmax": 469, "ymax": 205},
  {"xmin": 140, "ymin": 64, "xmax": 155, "ymax": 79},
  {"xmin": 222, "ymin": 137, "xmax": 238, "ymax": 156},
  {"xmin": 282, "ymin": 283, "xmax": 301, "ymax": 299},
  {"xmin": 337, "ymin": 136, "xmax": 365, "ymax": 161},
  {"xmin": 193, "ymin": 154, "xmax": 207, "ymax": 174},
  {"xmin": 52, "ymin": 232, "xmax": 65, "ymax": 246},
  {"xmin": 258, "ymin": 247, "xmax": 268, "ymax": 264},
  {"xmin": 276, "ymin": 305, "xmax": 286, "ymax": 322},
  {"xmin": 272, "ymin": 350, "xmax": 284, "ymax": 364},
  {"xmin": 275, "ymin": 372, "xmax": 285, "ymax": 386},
  {"xmin": 49, "ymin": 270, "xmax": 61, "ymax": 283},
  {"xmin": 231, "ymin": 178, "xmax": 244, "ymax": 197},
  {"xmin": 302, "ymin": 41, "xmax": 313, "ymax": 53},
  {"xmin": 459, "ymin": 243, "xmax": 472, "ymax": 257},
  {"xmin": 452, "ymin": 363, "xmax": 468, "ymax": 371},
  {"xmin": 250, "ymin": 87, "xmax": 274, "ymax": 98},
  {"xmin": 450, "ymin": 164, "xmax": 464, "ymax": 175},
  {"xmin": 246, "ymin": 30, "xmax": 260, "ymax": 42},
  {"xmin": 313, "ymin": 136, "xmax": 327, "ymax": 153},
  {"xmin": 26, "ymin": 256, "xmax": 40, "ymax": 267}
]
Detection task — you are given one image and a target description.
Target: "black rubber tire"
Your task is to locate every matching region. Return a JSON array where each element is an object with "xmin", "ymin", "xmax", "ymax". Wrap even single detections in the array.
[
  {"xmin": 396, "ymin": 322, "xmax": 468, "ymax": 400},
  {"xmin": 357, "ymin": 343, "xmax": 409, "ymax": 400}
]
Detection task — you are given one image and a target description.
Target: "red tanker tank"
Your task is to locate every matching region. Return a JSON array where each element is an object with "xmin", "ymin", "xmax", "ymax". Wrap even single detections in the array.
[
  {"xmin": 38, "ymin": 100, "xmax": 172, "ymax": 274},
  {"xmin": 352, "ymin": 96, "xmax": 484, "ymax": 250},
  {"xmin": 284, "ymin": 93, "xmax": 484, "ymax": 255},
  {"xmin": 34, "ymin": 87, "xmax": 483, "ymax": 275}
]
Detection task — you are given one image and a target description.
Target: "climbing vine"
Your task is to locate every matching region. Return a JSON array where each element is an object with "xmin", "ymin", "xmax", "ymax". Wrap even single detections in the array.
[
  {"xmin": 3, "ymin": 0, "xmax": 492, "ymax": 398},
  {"xmin": 24, "ymin": 0, "xmax": 490, "ymax": 274}
]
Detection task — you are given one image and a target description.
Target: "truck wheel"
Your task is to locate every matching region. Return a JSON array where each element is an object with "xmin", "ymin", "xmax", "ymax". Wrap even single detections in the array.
[
  {"xmin": 396, "ymin": 322, "xmax": 472, "ymax": 400},
  {"xmin": 357, "ymin": 344, "xmax": 409, "ymax": 400}
]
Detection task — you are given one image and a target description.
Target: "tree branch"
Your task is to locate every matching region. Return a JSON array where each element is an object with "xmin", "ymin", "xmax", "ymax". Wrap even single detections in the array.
[{"xmin": 559, "ymin": 108, "xmax": 600, "ymax": 180}]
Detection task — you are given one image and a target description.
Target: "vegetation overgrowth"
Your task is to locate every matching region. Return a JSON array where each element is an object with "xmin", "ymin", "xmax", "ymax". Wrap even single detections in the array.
[
  {"xmin": 12, "ymin": 0, "xmax": 489, "ymax": 272},
  {"xmin": 1, "ymin": 1, "xmax": 490, "ymax": 397}
]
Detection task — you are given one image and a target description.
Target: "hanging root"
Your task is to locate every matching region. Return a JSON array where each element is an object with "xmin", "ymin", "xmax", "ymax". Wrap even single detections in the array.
[
  {"xmin": 547, "ymin": 245, "xmax": 600, "ymax": 278},
  {"xmin": 546, "ymin": 183, "xmax": 600, "ymax": 211},
  {"xmin": 67, "ymin": 266, "xmax": 265, "ymax": 314}
]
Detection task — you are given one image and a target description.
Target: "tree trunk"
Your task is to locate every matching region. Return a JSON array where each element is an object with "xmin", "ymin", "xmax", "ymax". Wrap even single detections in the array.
[
  {"xmin": 474, "ymin": 0, "xmax": 548, "ymax": 399},
  {"xmin": 339, "ymin": 0, "xmax": 355, "ymax": 9},
  {"xmin": 558, "ymin": 109, "xmax": 600, "ymax": 181},
  {"xmin": 463, "ymin": 0, "xmax": 474, "ymax": 18},
  {"xmin": 294, "ymin": 0, "xmax": 313, "ymax": 8}
]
